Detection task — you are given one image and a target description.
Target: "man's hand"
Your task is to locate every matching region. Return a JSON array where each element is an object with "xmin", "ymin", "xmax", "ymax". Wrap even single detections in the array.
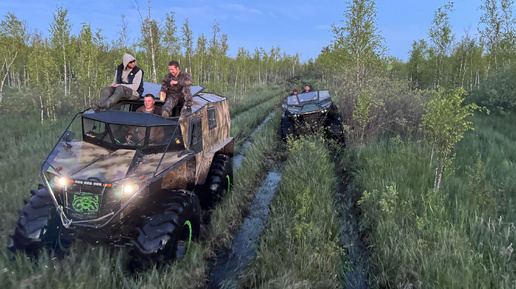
[
  {"xmin": 170, "ymin": 80, "xmax": 178, "ymax": 86},
  {"xmin": 111, "ymin": 84, "xmax": 120, "ymax": 87}
]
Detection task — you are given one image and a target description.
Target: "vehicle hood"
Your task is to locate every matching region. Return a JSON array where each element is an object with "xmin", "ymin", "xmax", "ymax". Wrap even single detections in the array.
[
  {"xmin": 71, "ymin": 149, "xmax": 136, "ymax": 182},
  {"xmin": 45, "ymin": 141, "xmax": 194, "ymax": 183},
  {"xmin": 46, "ymin": 141, "xmax": 136, "ymax": 183}
]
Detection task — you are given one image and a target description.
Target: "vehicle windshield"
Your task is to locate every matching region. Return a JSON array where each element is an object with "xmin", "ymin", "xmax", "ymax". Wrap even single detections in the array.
[
  {"xmin": 287, "ymin": 90, "xmax": 332, "ymax": 106},
  {"xmin": 297, "ymin": 91, "xmax": 318, "ymax": 103},
  {"xmin": 319, "ymin": 90, "xmax": 331, "ymax": 101},
  {"xmin": 287, "ymin": 94, "xmax": 300, "ymax": 105},
  {"xmin": 81, "ymin": 112, "xmax": 184, "ymax": 151}
]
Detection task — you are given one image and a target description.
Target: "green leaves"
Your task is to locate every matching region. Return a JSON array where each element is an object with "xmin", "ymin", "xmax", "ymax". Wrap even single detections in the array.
[
  {"xmin": 353, "ymin": 89, "xmax": 375, "ymax": 143},
  {"xmin": 422, "ymin": 87, "xmax": 485, "ymax": 189}
]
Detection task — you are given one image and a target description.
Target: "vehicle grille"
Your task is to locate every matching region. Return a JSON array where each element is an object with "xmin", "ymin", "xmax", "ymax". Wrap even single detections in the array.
[{"xmin": 66, "ymin": 184, "xmax": 104, "ymax": 220}]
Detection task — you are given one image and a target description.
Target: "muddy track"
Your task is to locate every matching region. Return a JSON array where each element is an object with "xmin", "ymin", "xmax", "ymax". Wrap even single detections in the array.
[
  {"xmin": 205, "ymin": 113, "xmax": 280, "ymax": 288},
  {"xmin": 207, "ymin": 170, "xmax": 281, "ymax": 288},
  {"xmin": 336, "ymin": 170, "xmax": 370, "ymax": 289},
  {"xmin": 206, "ymin": 112, "xmax": 370, "ymax": 288}
]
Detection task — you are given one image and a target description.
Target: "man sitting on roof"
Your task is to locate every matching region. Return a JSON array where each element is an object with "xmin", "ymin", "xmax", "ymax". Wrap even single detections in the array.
[{"xmin": 91, "ymin": 53, "xmax": 144, "ymax": 111}]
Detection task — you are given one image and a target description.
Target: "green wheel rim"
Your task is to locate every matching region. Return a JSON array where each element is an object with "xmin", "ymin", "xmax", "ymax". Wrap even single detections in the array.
[{"xmin": 184, "ymin": 220, "xmax": 192, "ymax": 250}]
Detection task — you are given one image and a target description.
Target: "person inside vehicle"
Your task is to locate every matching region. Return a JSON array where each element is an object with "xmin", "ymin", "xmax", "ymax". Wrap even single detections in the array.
[
  {"xmin": 160, "ymin": 60, "xmax": 193, "ymax": 118},
  {"xmin": 125, "ymin": 94, "xmax": 164, "ymax": 145},
  {"xmin": 91, "ymin": 53, "xmax": 144, "ymax": 111},
  {"xmin": 302, "ymin": 85, "xmax": 310, "ymax": 93},
  {"xmin": 136, "ymin": 94, "xmax": 162, "ymax": 115}
]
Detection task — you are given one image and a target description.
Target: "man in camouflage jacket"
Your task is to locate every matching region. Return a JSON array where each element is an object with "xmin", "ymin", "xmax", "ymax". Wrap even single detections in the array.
[{"xmin": 160, "ymin": 60, "xmax": 193, "ymax": 117}]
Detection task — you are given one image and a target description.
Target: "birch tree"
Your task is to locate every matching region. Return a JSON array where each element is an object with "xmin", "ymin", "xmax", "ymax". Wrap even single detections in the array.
[
  {"xmin": 428, "ymin": 1, "xmax": 455, "ymax": 89},
  {"xmin": 49, "ymin": 5, "xmax": 71, "ymax": 96},
  {"xmin": 77, "ymin": 23, "xmax": 99, "ymax": 105},
  {"xmin": 422, "ymin": 88, "xmax": 483, "ymax": 191},
  {"xmin": 163, "ymin": 11, "xmax": 180, "ymax": 57},
  {"xmin": 330, "ymin": 0, "xmax": 385, "ymax": 88},
  {"xmin": 0, "ymin": 12, "xmax": 27, "ymax": 102},
  {"xmin": 181, "ymin": 18, "xmax": 193, "ymax": 75}
]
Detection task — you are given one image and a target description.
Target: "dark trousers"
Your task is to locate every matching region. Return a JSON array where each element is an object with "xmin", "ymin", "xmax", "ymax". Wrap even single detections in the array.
[
  {"xmin": 162, "ymin": 86, "xmax": 193, "ymax": 116},
  {"xmin": 100, "ymin": 86, "xmax": 138, "ymax": 109}
]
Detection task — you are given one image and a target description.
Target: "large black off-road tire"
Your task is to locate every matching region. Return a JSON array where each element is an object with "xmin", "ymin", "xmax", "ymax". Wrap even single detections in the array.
[
  {"xmin": 131, "ymin": 192, "xmax": 201, "ymax": 268},
  {"xmin": 280, "ymin": 116, "xmax": 294, "ymax": 141},
  {"xmin": 8, "ymin": 187, "xmax": 67, "ymax": 256},
  {"xmin": 200, "ymin": 154, "xmax": 233, "ymax": 210},
  {"xmin": 325, "ymin": 110, "xmax": 344, "ymax": 142}
]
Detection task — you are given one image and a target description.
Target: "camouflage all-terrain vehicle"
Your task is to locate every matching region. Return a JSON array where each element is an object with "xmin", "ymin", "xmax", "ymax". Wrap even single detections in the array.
[
  {"xmin": 8, "ymin": 82, "xmax": 233, "ymax": 266},
  {"xmin": 280, "ymin": 89, "xmax": 343, "ymax": 141}
]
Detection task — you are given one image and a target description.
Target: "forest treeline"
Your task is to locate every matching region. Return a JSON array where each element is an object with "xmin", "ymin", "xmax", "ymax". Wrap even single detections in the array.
[
  {"xmin": 0, "ymin": 5, "xmax": 302, "ymax": 120},
  {"xmin": 0, "ymin": 0, "xmax": 515, "ymax": 127}
]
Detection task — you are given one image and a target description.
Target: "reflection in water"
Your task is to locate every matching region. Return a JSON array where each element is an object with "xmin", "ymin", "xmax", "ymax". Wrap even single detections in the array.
[{"xmin": 207, "ymin": 171, "xmax": 281, "ymax": 289}]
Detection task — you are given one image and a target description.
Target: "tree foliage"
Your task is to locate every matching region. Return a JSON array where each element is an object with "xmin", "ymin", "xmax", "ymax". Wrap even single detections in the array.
[
  {"xmin": 0, "ymin": 12, "xmax": 27, "ymax": 102},
  {"xmin": 322, "ymin": 0, "xmax": 386, "ymax": 87},
  {"xmin": 422, "ymin": 87, "xmax": 484, "ymax": 190}
]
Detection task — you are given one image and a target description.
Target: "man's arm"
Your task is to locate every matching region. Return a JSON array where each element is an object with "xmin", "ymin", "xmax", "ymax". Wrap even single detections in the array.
[
  {"xmin": 160, "ymin": 74, "xmax": 170, "ymax": 92},
  {"xmin": 178, "ymin": 72, "xmax": 193, "ymax": 87},
  {"xmin": 110, "ymin": 69, "xmax": 118, "ymax": 86}
]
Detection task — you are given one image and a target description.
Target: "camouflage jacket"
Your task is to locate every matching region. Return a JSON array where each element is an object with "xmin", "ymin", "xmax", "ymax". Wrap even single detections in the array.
[{"xmin": 160, "ymin": 71, "xmax": 193, "ymax": 106}]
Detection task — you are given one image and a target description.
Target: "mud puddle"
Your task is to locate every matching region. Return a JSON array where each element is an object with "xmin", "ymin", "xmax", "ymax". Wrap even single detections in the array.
[
  {"xmin": 207, "ymin": 171, "xmax": 281, "ymax": 289},
  {"xmin": 232, "ymin": 113, "xmax": 273, "ymax": 171}
]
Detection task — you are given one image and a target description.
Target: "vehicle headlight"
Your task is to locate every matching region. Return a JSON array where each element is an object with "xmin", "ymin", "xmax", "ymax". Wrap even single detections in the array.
[
  {"xmin": 54, "ymin": 176, "xmax": 68, "ymax": 187},
  {"xmin": 122, "ymin": 183, "xmax": 140, "ymax": 195}
]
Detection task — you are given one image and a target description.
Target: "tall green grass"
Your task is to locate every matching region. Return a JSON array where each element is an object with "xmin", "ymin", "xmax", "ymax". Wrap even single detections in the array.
[
  {"xmin": 0, "ymin": 112, "xmax": 71, "ymax": 242},
  {"xmin": 228, "ymin": 84, "xmax": 284, "ymax": 118},
  {"xmin": 352, "ymin": 113, "xmax": 516, "ymax": 288},
  {"xmin": 242, "ymin": 136, "xmax": 344, "ymax": 288},
  {"xmin": 231, "ymin": 95, "xmax": 282, "ymax": 149}
]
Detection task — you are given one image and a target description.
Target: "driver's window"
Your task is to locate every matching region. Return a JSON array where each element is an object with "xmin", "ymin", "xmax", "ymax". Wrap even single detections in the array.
[
  {"xmin": 288, "ymin": 95, "xmax": 299, "ymax": 105},
  {"xmin": 110, "ymin": 124, "xmax": 146, "ymax": 147},
  {"xmin": 84, "ymin": 119, "xmax": 111, "ymax": 143}
]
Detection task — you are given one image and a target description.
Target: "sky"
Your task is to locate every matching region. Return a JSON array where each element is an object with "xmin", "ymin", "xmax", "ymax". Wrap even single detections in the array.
[{"xmin": 0, "ymin": 0, "xmax": 485, "ymax": 62}]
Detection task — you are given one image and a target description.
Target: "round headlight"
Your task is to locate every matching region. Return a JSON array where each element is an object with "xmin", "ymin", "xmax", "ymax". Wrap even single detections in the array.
[
  {"xmin": 123, "ymin": 184, "xmax": 140, "ymax": 195},
  {"xmin": 57, "ymin": 177, "xmax": 67, "ymax": 187}
]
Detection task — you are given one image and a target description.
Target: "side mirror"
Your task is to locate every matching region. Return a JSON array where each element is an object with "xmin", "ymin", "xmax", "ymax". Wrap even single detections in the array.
[{"xmin": 63, "ymin": 131, "xmax": 75, "ymax": 142}]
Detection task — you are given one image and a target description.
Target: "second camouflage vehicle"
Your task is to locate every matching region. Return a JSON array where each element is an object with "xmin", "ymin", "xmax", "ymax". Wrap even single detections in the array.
[
  {"xmin": 8, "ymin": 82, "xmax": 233, "ymax": 266},
  {"xmin": 280, "ymin": 89, "xmax": 343, "ymax": 140}
]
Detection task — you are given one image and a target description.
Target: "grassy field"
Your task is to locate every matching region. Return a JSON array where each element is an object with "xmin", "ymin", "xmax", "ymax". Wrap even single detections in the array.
[
  {"xmin": 352, "ymin": 112, "xmax": 516, "ymax": 288},
  {"xmin": 10, "ymin": 83, "xmax": 514, "ymax": 288}
]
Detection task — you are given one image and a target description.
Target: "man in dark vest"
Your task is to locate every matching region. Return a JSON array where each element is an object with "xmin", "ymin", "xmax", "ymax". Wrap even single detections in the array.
[{"xmin": 91, "ymin": 53, "xmax": 144, "ymax": 110}]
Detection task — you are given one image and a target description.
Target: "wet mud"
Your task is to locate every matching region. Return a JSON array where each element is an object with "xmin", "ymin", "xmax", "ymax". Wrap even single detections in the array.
[{"xmin": 207, "ymin": 171, "xmax": 281, "ymax": 289}]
